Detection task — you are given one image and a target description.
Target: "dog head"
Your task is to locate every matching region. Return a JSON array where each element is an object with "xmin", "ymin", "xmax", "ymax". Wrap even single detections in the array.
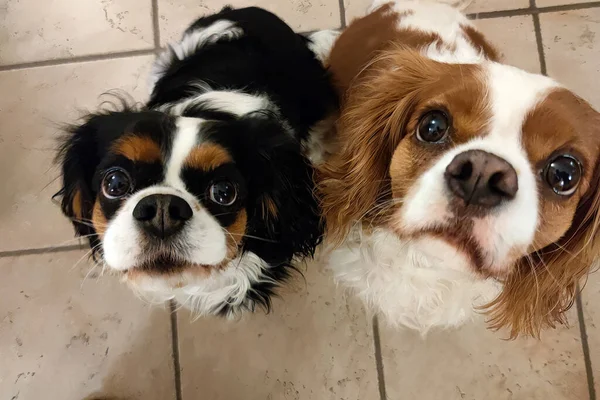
[
  {"xmin": 57, "ymin": 105, "xmax": 321, "ymax": 316},
  {"xmin": 320, "ymin": 48, "xmax": 600, "ymax": 337}
]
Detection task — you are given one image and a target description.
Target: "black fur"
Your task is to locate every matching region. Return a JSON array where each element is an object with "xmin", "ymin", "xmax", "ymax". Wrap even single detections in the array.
[{"xmin": 56, "ymin": 7, "xmax": 337, "ymax": 316}]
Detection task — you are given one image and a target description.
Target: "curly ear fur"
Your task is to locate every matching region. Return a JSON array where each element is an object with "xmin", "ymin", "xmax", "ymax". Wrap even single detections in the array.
[
  {"xmin": 485, "ymin": 97, "xmax": 600, "ymax": 338},
  {"xmin": 55, "ymin": 103, "xmax": 144, "ymax": 248},
  {"xmin": 210, "ymin": 115, "xmax": 324, "ymax": 265},
  {"xmin": 55, "ymin": 116, "xmax": 106, "ymax": 242},
  {"xmin": 487, "ymin": 158, "xmax": 600, "ymax": 339},
  {"xmin": 318, "ymin": 48, "xmax": 479, "ymax": 243}
]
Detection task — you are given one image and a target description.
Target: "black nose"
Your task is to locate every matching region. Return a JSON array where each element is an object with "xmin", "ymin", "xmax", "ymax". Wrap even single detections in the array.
[
  {"xmin": 132, "ymin": 194, "xmax": 193, "ymax": 239},
  {"xmin": 444, "ymin": 150, "xmax": 518, "ymax": 208}
]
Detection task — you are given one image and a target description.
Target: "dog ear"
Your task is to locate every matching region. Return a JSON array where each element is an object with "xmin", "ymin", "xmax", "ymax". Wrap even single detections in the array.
[
  {"xmin": 318, "ymin": 49, "xmax": 466, "ymax": 243},
  {"xmin": 486, "ymin": 100, "xmax": 600, "ymax": 339},
  {"xmin": 252, "ymin": 144, "xmax": 323, "ymax": 262},
  {"xmin": 222, "ymin": 116, "xmax": 324, "ymax": 264},
  {"xmin": 55, "ymin": 109, "xmax": 143, "ymax": 242},
  {"xmin": 486, "ymin": 159, "xmax": 600, "ymax": 338},
  {"xmin": 56, "ymin": 114, "xmax": 108, "ymax": 239}
]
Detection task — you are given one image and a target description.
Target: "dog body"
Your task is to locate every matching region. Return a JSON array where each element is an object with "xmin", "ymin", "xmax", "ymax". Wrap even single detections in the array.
[
  {"xmin": 321, "ymin": 0, "xmax": 600, "ymax": 336},
  {"xmin": 57, "ymin": 7, "xmax": 337, "ymax": 317}
]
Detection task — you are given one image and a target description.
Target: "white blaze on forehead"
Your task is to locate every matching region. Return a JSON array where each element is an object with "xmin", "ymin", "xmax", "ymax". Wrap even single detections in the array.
[
  {"xmin": 486, "ymin": 62, "xmax": 558, "ymax": 142},
  {"xmin": 165, "ymin": 117, "xmax": 203, "ymax": 190}
]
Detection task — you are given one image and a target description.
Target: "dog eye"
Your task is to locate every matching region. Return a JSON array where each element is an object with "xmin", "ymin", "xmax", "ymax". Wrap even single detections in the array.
[
  {"xmin": 417, "ymin": 110, "xmax": 450, "ymax": 143},
  {"xmin": 544, "ymin": 155, "xmax": 582, "ymax": 196},
  {"xmin": 102, "ymin": 168, "xmax": 132, "ymax": 199},
  {"xmin": 209, "ymin": 181, "xmax": 237, "ymax": 206}
]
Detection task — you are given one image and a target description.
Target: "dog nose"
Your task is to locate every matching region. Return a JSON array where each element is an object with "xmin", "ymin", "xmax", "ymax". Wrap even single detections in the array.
[
  {"xmin": 444, "ymin": 150, "xmax": 518, "ymax": 207},
  {"xmin": 132, "ymin": 194, "xmax": 193, "ymax": 239}
]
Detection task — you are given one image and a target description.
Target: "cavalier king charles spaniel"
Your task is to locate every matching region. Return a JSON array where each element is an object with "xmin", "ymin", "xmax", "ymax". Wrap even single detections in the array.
[
  {"xmin": 56, "ymin": 7, "xmax": 338, "ymax": 317},
  {"xmin": 319, "ymin": 0, "xmax": 600, "ymax": 337}
]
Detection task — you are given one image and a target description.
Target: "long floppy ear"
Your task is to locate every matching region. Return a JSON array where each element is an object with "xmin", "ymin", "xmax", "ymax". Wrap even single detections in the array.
[
  {"xmin": 220, "ymin": 115, "xmax": 324, "ymax": 264},
  {"xmin": 56, "ymin": 115, "xmax": 109, "ymax": 240},
  {"xmin": 55, "ymin": 108, "xmax": 143, "ymax": 244},
  {"xmin": 486, "ymin": 164, "xmax": 600, "ymax": 338},
  {"xmin": 486, "ymin": 102, "xmax": 600, "ymax": 338},
  {"xmin": 252, "ymin": 143, "xmax": 323, "ymax": 263},
  {"xmin": 318, "ymin": 49, "xmax": 469, "ymax": 243}
]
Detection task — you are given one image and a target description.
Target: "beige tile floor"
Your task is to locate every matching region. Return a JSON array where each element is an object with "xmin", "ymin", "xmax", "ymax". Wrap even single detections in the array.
[{"xmin": 1, "ymin": 0, "xmax": 599, "ymax": 399}]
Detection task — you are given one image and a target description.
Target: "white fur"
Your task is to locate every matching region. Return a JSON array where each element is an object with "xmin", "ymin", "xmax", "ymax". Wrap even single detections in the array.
[
  {"xmin": 159, "ymin": 90, "xmax": 275, "ymax": 118},
  {"xmin": 327, "ymin": 228, "xmax": 500, "ymax": 334},
  {"xmin": 127, "ymin": 252, "xmax": 272, "ymax": 317},
  {"xmin": 307, "ymin": 30, "xmax": 340, "ymax": 64},
  {"xmin": 327, "ymin": 0, "xmax": 564, "ymax": 334},
  {"xmin": 150, "ymin": 19, "xmax": 244, "ymax": 92},
  {"xmin": 102, "ymin": 185, "xmax": 227, "ymax": 271},
  {"xmin": 102, "ymin": 117, "xmax": 227, "ymax": 286}
]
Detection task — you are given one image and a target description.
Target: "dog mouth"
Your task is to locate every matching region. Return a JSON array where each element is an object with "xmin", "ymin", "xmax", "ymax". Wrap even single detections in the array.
[
  {"xmin": 133, "ymin": 254, "xmax": 209, "ymax": 274},
  {"xmin": 393, "ymin": 222, "xmax": 491, "ymax": 275}
]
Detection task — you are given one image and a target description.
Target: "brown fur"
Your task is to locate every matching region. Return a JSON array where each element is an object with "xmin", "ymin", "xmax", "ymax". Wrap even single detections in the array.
[
  {"xmin": 112, "ymin": 135, "xmax": 161, "ymax": 163},
  {"xmin": 184, "ymin": 144, "xmax": 232, "ymax": 170},
  {"xmin": 226, "ymin": 210, "xmax": 247, "ymax": 259},
  {"xmin": 319, "ymin": 48, "xmax": 488, "ymax": 243},
  {"xmin": 322, "ymin": 6, "xmax": 600, "ymax": 337},
  {"xmin": 486, "ymin": 90, "xmax": 600, "ymax": 338},
  {"xmin": 461, "ymin": 24, "xmax": 500, "ymax": 62},
  {"xmin": 328, "ymin": 6, "xmax": 443, "ymax": 97},
  {"xmin": 71, "ymin": 190, "xmax": 83, "ymax": 219},
  {"xmin": 92, "ymin": 200, "xmax": 108, "ymax": 239}
]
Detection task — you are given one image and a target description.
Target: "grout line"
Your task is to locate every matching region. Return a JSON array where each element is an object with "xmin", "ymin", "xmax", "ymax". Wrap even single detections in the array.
[
  {"xmin": 152, "ymin": 0, "xmax": 161, "ymax": 49},
  {"xmin": 372, "ymin": 316, "xmax": 388, "ymax": 400},
  {"xmin": 0, "ymin": 49, "xmax": 156, "ymax": 72},
  {"xmin": 0, "ymin": 244, "xmax": 83, "ymax": 258},
  {"xmin": 338, "ymin": 0, "xmax": 347, "ymax": 28},
  {"xmin": 468, "ymin": 7, "xmax": 532, "ymax": 20},
  {"xmin": 532, "ymin": 11, "xmax": 548, "ymax": 75},
  {"xmin": 576, "ymin": 290, "xmax": 597, "ymax": 400},
  {"xmin": 169, "ymin": 301, "xmax": 183, "ymax": 400},
  {"xmin": 468, "ymin": 1, "xmax": 600, "ymax": 20}
]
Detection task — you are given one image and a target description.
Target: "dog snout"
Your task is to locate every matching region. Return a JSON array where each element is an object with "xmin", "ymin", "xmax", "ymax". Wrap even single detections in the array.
[
  {"xmin": 133, "ymin": 194, "xmax": 193, "ymax": 239},
  {"xmin": 444, "ymin": 150, "xmax": 518, "ymax": 208}
]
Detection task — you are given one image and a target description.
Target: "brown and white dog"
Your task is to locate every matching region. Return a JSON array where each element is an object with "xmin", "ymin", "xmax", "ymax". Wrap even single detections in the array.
[{"xmin": 319, "ymin": 0, "xmax": 600, "ymax": 337}]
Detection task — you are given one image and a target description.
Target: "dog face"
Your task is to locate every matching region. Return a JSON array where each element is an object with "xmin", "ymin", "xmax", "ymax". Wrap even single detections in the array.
[
  {"xmin": 320, "ymin": 49, "xmax": 600, "ymax": 336},
  {"xmin": 57, "ymin": 108, "xmax": 322, "ymax": 315}
]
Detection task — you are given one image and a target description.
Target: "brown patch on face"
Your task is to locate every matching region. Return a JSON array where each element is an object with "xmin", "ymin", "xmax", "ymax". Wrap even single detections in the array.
[
  {"xmin": 461, "ymin": 24, "xmax": 500, "ymax": 62},
  {"xmin": 485, "ymin": 88, "xmax": 600, "ymax": 338},
  {"xmin": 225, "ymin": 210, "xmax": 247, "ymax": 259},
  {"xmin": 521, "ymin": 88, "xmax": 599, "ymax": 251},
  {"xmin": 389, "ymin": 65, "xmax": 490, "ymax": 202},
  {"xmin": 92, "ymin": 200, "xmax": 108, "ymax": 238},
  {"xmin": 113, "ymin": 135, "xmax": 161, "ymax": 163},
  {"xmin": 319, "ymin": 46, "xmax": 489, "ymax": 242},
  {"xmin": 184, "ymin": 143, "xmax": 232, "ymax": 171}
]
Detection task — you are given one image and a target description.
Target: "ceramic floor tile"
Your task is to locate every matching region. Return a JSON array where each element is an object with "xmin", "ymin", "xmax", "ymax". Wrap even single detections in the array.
[
  {"xmin": 158, "ymin": 0, "xmax": 341, "ymax": 45},
  {"xmin": 581, "ymin": 271, "xmax": 600, "ymax": 395},
  {"xmin": 466, "ymin": 0, "xmax": 530, "ymax": 14},
  {"xmin": 536, "ymin": 0, "xmax": 599, "ymax": 8},
  {"xmin": 0, "ymin": 0, "xmax": 153, "ymax": 65},
  {"xmin": 541, "ymin": 9, "xmax": 600, "ymax": 109},
  {"xmin": 0, "ymin": 250, "xmax": 175, "ymax": 400},
  {"xmin": 473, "ymin": 15, "xmax": 541, "ymax": 73},
  {"xmin": 343, "ymin": 0, "xmax": 531, "ymax": 23},
  {"xmin": 380, "ymin": 311, "xmax": 588, "ymax": 400},
  {"xmin": 177, "ymin": 261, "xmax": 378, "ymax": 400},
  {"xmin": 0, "ymin": 56, "xmax": 153, "ymax": 252}
]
